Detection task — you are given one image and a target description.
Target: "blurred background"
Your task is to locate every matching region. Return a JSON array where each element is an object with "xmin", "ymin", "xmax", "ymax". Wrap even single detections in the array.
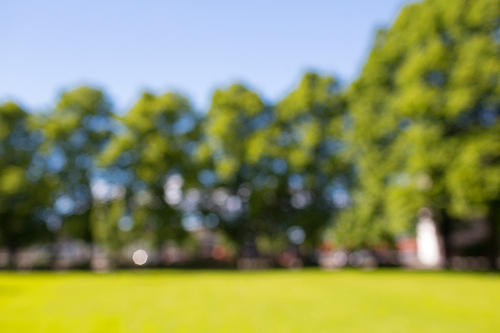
[{"xmin": 1, "ymin": 0, "xmax": 499, "ymax": 272}]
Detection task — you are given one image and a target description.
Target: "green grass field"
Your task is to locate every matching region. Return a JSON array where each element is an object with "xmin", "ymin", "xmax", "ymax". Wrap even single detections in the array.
[{"xmin": 0, "ymin": 269, "xmax": 499, "ymax": 333}]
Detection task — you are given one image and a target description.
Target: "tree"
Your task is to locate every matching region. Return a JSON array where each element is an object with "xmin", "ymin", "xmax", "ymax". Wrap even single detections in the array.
[
  {"xmin": 37, "ymin": 86, "xmax": 114, "ymax": 263},
  {"xmin": 337, "ymin": 0, "xmax": 500, "ymax": 269},
  {"xmin": 0, "ymin": 102, "xmax": 51, "ymax": 268},
  {"xmin": 264, "ymin": 72, "xmax": 347, "ymax": 248},
  {"xmin": 199, "ymin": 83, "xmax": 270, "ymax": 252},
  {"xmin": 200, "ymin": 74, "xmax": 347, "ymax": 254},
  {"xmin": 98, "ymin": 91, "xmax": 200, "ymax": 257}
]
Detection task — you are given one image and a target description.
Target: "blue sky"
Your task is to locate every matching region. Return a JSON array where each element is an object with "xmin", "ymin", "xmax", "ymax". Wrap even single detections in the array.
[{"xmin": 1, "ymin": 0, "xmax": 414, "ymax": 113}]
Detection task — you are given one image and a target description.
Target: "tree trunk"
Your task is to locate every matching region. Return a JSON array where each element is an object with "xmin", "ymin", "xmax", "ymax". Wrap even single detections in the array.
[
  {"xmin": 487, "ymin": 200, "xmax": 500, "ymax": 271},
  {"xmin": 7, "ymin": 244, "xmax": 17, "ymax": 270},
  {"xmin": 439, "ymin": 210, "xmax": 453, "ymax": 269},
  {"xmin": 89, "ymin": 242, "xmax": 95, "ymax": 270},
  {"xmin": 84, "ymin": 210, "xmax": 95, "ymax": 270},
  {"xmin": 48, "ymin": 233, "xmax": 59, "ymax": 270}
]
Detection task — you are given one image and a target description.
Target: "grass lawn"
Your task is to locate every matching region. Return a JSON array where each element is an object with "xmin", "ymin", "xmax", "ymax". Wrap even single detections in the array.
[{"xmin": 0, "ymin": 269, "xmax": 499, "ymax": 333}]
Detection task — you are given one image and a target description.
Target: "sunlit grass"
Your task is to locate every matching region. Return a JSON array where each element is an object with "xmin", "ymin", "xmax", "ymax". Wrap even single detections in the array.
[{"xmin": 0, "ymin": 269, "xmax": 499, "ymax": 332}]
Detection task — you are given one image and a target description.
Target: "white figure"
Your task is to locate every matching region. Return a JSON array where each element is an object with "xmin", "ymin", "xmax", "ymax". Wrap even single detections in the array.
[{"xmin": 417, "ymin": 217, "xmax": 442, "ymax": 267}]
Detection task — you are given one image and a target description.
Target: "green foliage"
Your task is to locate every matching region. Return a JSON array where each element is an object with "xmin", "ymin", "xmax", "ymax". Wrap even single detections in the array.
[
  {"xmin": 0, "ymin": 102, "xmax": 50, "ymax": 251},
  {"xmin": 35, "ymin": 86, "xmax": 115, "ymax": 245},
  {"xmin": 198, "ymin": 74, "xmax": 346, "ymax": 248},
  {"xmin": 334, "ymin": 0, "xmax": 500, "ymax": 250},
  {"xmin": 97, "ymin": 91, "xmax": 197, "ymax": 251},
  {"xmin": 204, "ymin": 84, "xmax": 267, "ymax": 181}
]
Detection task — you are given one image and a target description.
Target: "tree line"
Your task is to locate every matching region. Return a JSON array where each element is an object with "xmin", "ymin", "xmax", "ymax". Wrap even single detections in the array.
[{"xmin": 1, "ymin": 0, "xmax": 500, "ymax": 269}]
